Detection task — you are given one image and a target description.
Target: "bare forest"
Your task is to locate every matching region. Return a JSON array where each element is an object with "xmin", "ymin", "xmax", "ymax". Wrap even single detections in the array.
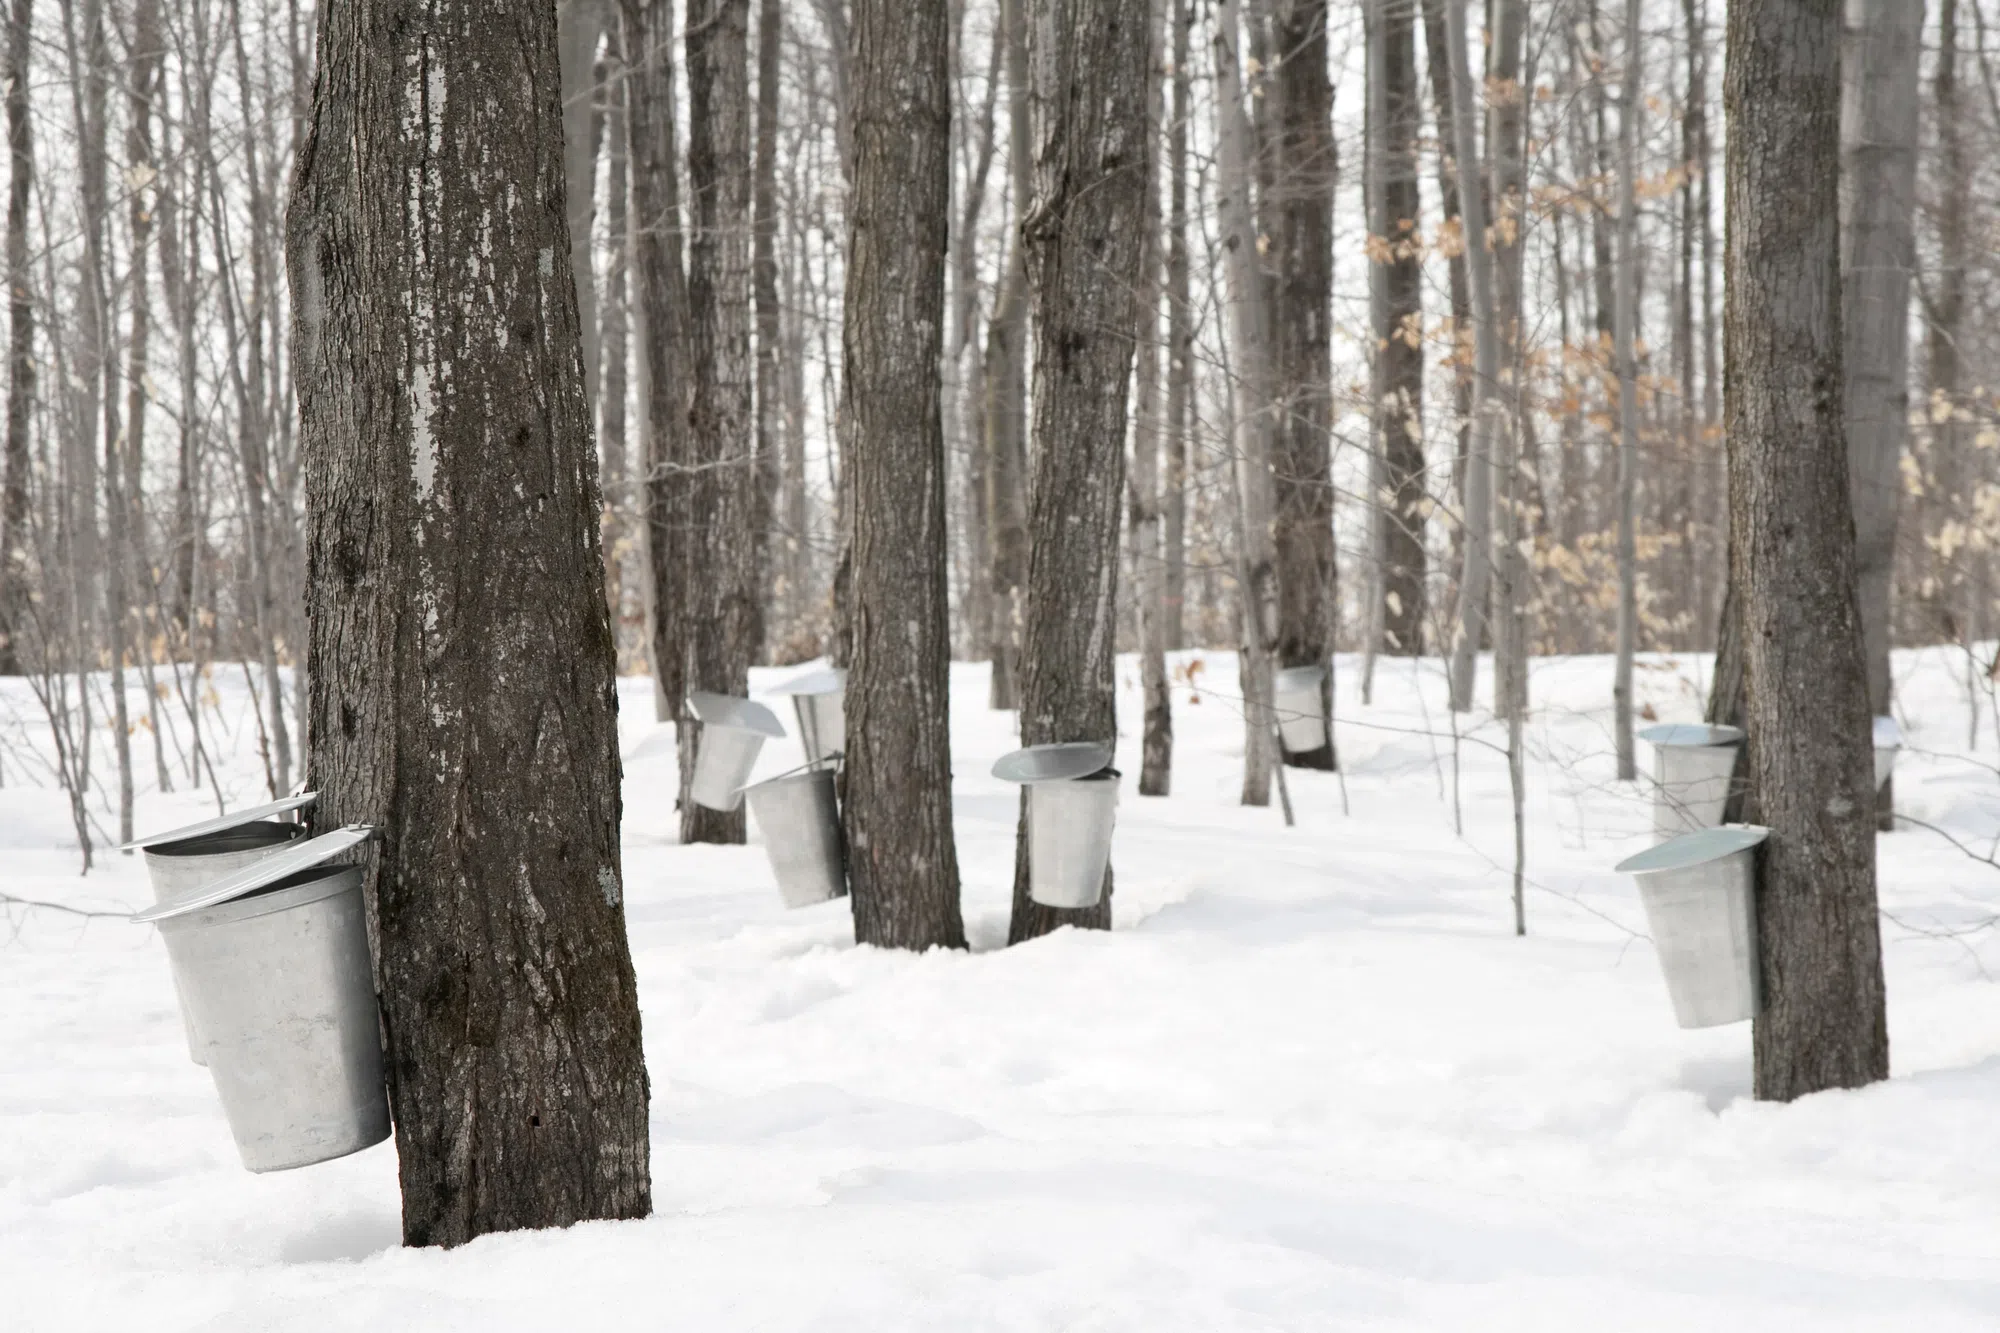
[{"xmin": 5, "ymin": 0, "xmax": 2000, "ymax": 1293}]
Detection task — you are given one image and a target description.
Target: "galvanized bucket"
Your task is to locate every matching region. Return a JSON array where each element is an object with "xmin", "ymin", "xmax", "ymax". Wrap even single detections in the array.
[
  {"xmin": 687, "ymin": 692, "xmax": 787, "ymax": 812},
  {"xmin": 133, "ymin": 827, "xmax": 389, "ymax": 1172},
  {"xmin": 743, "ymin": 767, "xmax": 847, "ymax": 909},
  {"xmin": 1873, "ymin": 715, "xmax": 1899, "ymax": 792},
  {"xmin": 1640, "ymin": 723, "xmax": 1744, "ymax": 838},
  {"xmin": 1273, "ymin": 664, "xmax": 1328, "ymax": 754},
  {"xmin": 128, "ymin": 793, "xmax": 319, "ymax": 1066},
  {"xmin": 773, "ymin": 667, "xmax": 846, "ymax": 767},
  {"xmin": 1615, "ymin": 824, "xmax": 1769, "ymax": 1029},
  {"xmin": 143, "ymin": 822, "xmax": 305, "ymax": 1063},
  {"xmin": 1027, "ymin": 774, "xmax": 1119, "ymax": 909},
  {"xmin": 993, "ymin": 742, "xmax": 1118, "ymax": 911}
]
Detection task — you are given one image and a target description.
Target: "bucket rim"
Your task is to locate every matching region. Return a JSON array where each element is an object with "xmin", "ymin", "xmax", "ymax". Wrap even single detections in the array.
[
  {"xmin": 1615, "ymin": 823, "xmax": 1769, "ymax": 875},
  {"xmin": 769, "ymin": 666, "xmax": 845, "ymax": 697},
  {"xmin": 154, "ymin": 863, "xmax": 364, "ymax": 932},
  {"xmin": 121, "ymin": 792, "xmax": 318, "ymax": 851},
  {"xmin": 993, "ymin": 741, "xmax": 1115, "ymax": 784},
  {"xmin": 688, "ymin": 691, "xmax": 786, "ymax": 737},
  {"xmin": 740, "ymin": 764, "xmax": 838, "ymax": 795},
  {"xmin": 1639, "ymin": 722, "xmax": 1744, "ymax": 749},
  {"xmin": 141, "ymin": 820, "xmax": 306, "ymax": 859},
  {"xmin": 134, "ymin": 825, "xmax": 376, "ymax": 924}
]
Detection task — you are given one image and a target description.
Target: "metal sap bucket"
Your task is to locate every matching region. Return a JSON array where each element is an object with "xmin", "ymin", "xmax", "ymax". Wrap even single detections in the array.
[
  {"xmin": 687, "ymin": 692, "xmax": 787, "ymax": 811},
  {"xmin": 132, "ymin": 827, "xmax": 390, "ymax": 1172},
  {"xmin": 994, "ymin": 742, "xmax": 1118, "ymax": 910},
  {"xmin": 1873, "ymin": 715, "xmax": 1899, "ymax": 792},
  {"xmin": 1640, "ymin": 723, "xmax": 1743, "ymax": 838},
  {"xmin": 1273, "ymin": 664, "xmax": 1328, "ymax": 753},
  {"xmin": 1615, "ymin": 824, "xmax": 1769, "ymax": 1029},
  {"xmin": 127, "ymin": 793, "xmax": 319, "ymax": 1065},
  {"xmin": 743, "ymin": 767, "xmax": 848, "ymax": 909},
  {"xmin": 773, "ymin": 667, "xmax": 846, "ymax": 767}
]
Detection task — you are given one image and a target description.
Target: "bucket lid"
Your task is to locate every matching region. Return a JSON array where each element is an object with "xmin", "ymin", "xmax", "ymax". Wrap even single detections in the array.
[
  {"xmin": 1614, "ymin": 824, "xmax": 1769, "ymax": 876},
  {"xmin": 132, "ymin": 825, "xmax": 375, "ymax": 924},
  {"xmin": 992, "ymin": 742, "xmax": 1115, "ymax": 784},
  {"xmin": 1638, "ymin": 722, "xmax": 1744, "ymax": 749},
  {"xmin": 688, "ymin": 692, "xmax": 786, "ymax": 738},
  {"xmin": 769, "ymin": 666, "xmax": 845, "ymax": 697},
  {"xmin": 120, "ymin": 792, "xmax": 319, "ymax": 852},
  {"xmin": 1873, "ymin": 715, "xmax": 1900, "ymax": 748},
  {"xmin": 1273, "ymin": 664, "xmax": 1327, "ymax": 691}
]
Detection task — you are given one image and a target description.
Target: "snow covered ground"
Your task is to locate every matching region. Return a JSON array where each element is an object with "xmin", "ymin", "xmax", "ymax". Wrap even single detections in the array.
[{"xmin": 5, "ymin": 646, "xmax": 2000, "ymax": 1330}]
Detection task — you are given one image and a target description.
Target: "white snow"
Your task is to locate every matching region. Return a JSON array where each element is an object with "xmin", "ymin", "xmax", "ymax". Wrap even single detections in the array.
[{"xmin": 5, "ymin": 647, "xmax": 2000, "ymax": 1329}]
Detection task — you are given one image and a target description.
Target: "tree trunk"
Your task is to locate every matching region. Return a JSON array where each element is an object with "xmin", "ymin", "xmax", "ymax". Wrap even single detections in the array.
[
  {"xmin": 681, "ymin": 0, "xmax": 757, "ymax": 844},
  {"xmin": 1007, "ymin": 0, "xmax": 1149, "ymax": 944},
  {"xmin": 159, "ymin": 46, "xmax": 201, "ymax": 653},
  {"xmin": 948, "ymin": 13, "xmax": 1004, "ymax": 666},
  {"xmin": 1164, "ymin": 0, "xmax": 1190, "ymax": 653},
  {"xmin": 1919, "ymin": 0, "xmax": 1965, "ymax": 647},
  {"xmin": 289, "ymin": 0, "xmax": 651, "ymax": 1244},
  {"xmin": 1134, "ymin": 0, "xmax": 1171, "ymax": 799},
  {"xmin": 1488, "ymin": 0, "xmax": 1528, "ymax": 724},
  {"xmin": 624, "ymin": 0, "xmax": 693, "ymax": 726},
  {"xmin": 1612, "ymin": 0, "xmax": 1640, "ymax": 779},
  {"xmin": 984, "ymin": 0, "xmax": 1031, "ymax": 711},
  {"xmin": 601, "ymin": 32, "xmax": 632, "ymax": 645},
  {"xmin": 0, "ymin": 0, "xmax": 31, "ymax": 677},
  {"xmin": 560, "ymin": 0, "xmax": 605, "ymax": 412},
  {"xmin": 1269, "ymin": 0, "xmax": 1336, "ymax": 771},
  {"xmin": 1214, "ymin": 0, "xmax": 1279, "ymax": 805},
  {"xmin": 1839, "ymin": 0, "xmax": 1920, "ymax": 833},
  {"xmin": 126, "ymin": 0, "xmax": 171, "ymax": 795},
  {"xmin": 841, "ymin": 0, "xmax": 966, "ymax": 951},
  {"xmin": 753, "ymin": 0, "xmax": 784, "ymax": 646},
  {"xmin": 1374, "ymin": 0, "xmax": 1425, "ymax": 659},
  {"xmin": 1724, "ymin": 0, "xmax": 1889, "ymax": 1102},
  {"xmin": 63, "ymin": 0, "xmax": 132, "ymax": 837},
  {"xmin": 1419, "ymin": 0, "xmax": 1471, "ymax": 630},
  {"xmin": 1442, "ymin": 0, "xmax": 1498, "ymax": 715}
]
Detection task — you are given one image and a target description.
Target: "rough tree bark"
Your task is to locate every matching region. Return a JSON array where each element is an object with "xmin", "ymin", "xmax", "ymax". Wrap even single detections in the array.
[
  {"xmin": 841, "ymin": 0, "xmax": 967, "ymax": 951},
  {"xmin": 1007, "ymin": 0, "xmax": 1149, "ymax": 944},
  {"xmin": 0, "ymin": 0, "xmax": 31, "ymax": 677},
  {"xmin": 681, "ymin": 0, "xmax": 757, "ymax": 845},
  {"xmin": 289, "ymin": 0, "xmax": 652, "ymax": 1244},
  {"xmin": 1214, "ymin": 0, "xmax": 1279, "ymax": 804},
  {"xmin": 1839, "ymin": 0, "xmax": 1921, "ymax": 832},
  {"xmin": 1724, "ymin": 0, "xmax": 1889, "ymax": 1103},
  {"xmin": 1269, "ymin": 0, "xmax": 1336, "ymax": 770}
]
